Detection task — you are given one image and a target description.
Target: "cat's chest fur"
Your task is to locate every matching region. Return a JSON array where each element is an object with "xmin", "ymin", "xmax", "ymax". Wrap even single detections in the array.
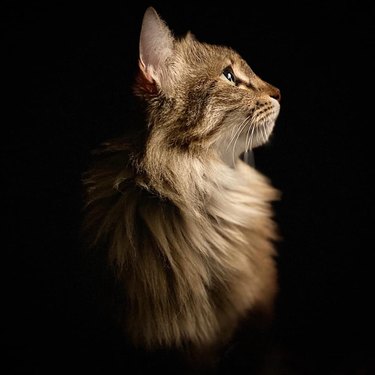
[{"xmin": 85, "ymin": 150, "xmax": 279, "ymax": 348}]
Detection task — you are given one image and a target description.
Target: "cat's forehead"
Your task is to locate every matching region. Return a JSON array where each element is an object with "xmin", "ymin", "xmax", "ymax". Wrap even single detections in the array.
[
  {"xmin": 228, "ymin": 53, "xmax": 253, "ymax": 71},
  {"xmin": 177, "ymin": 36, "xmax": 253, "ymax": 74}
]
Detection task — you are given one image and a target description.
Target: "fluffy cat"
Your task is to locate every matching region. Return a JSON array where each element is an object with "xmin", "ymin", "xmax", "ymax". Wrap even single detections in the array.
[{"xmin": 83, "ymin": 6, "xmax": 281, "ymax": 370}]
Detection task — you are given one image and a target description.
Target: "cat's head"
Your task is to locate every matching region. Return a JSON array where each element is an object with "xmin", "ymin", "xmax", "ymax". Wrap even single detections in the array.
[{"xmin": 134, "ymin": 7, "xmax": 280, "ymax": 167}]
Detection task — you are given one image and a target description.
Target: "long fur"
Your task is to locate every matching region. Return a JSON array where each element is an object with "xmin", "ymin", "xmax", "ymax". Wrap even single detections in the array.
[{"xmin": 83, "ymin": 6, "xmax": 281, "ymax": 357}]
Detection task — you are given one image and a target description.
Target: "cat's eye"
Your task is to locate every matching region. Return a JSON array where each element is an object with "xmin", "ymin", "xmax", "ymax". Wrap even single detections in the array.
[{"xmin": 222, "ymin": 67, "xmax": 236, "ymax": 85}]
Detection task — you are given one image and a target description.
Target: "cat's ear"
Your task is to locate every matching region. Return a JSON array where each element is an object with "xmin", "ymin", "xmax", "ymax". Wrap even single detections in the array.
[{"xmin": 139, "ymin": 7, "xmax": 174, "ymax": 84}]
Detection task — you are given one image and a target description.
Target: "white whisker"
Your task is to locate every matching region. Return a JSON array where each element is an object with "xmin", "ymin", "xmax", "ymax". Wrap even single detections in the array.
[
  {"xmin": 245, "ymin": 120, "xmax": 252, "ymax": 152},
  {"xmin": 232, "ymin": 115, "xmax": 251, "ymax": 164},
  {"xmin": 247, "ymin": 122, "xmax": 256, "ymax": 151},
  {"xmin": 261, "ymin": 121, "xmax": 268, "ymax": 144},
  {"xmin": 231, "ymin": 115, "xmax": 251, "ymax": 166},
  {"xmin": 226, "ymin": 121, "xmax": 240, "ymax": 151},
  {"xmin": 226, "ymin": 115, "xmax": 249, "ymax": 152}
]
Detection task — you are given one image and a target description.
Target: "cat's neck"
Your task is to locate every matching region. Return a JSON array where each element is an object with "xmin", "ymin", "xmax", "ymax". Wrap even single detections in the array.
[
  {"xmin": 139, "ymin": 142, "xmax": 215, "ymax": 215},
  {"xmin": 137, "ymin": 140, "xmax": 273, "ymax": 220}
]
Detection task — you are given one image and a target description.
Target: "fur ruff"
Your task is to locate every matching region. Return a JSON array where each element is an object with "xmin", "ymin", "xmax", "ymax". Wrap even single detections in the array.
[{"xmin": 83, "ymin": 142, "xmax": 279, "ymax": 349}]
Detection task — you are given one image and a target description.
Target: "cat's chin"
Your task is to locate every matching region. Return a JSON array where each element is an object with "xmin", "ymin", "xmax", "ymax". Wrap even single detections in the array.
[
  {"xmin": 216, "ymin": 121, "xmax": 275, "ymax": 168},
  {"xmin": 252, "ymin": 120, "xmax": 276, "ymax": 148}
]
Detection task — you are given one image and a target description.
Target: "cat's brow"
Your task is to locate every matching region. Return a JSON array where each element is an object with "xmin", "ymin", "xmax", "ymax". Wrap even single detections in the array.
[{"xmin": 233, "ymin": 67, "xmax": 250, "ymax": 85}]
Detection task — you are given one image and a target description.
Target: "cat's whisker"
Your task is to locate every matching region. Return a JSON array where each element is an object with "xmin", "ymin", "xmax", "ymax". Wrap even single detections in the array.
[
  {"xmin": 257, "ymin": 121, "xmax": 265, "ymax": 145},
  {"xmin": 231, "ymin": 124, "xmax": 245, "ymax": 166},
  {"xmin": 245, "ymin": 121, "xmax": 255, "ymax": 151},
  {"xmin": 245, "ymin": 117, "xmax": 257, "ymax": 152},
  {"xmin": 261, "ymin": 121, "xmax": 269, "ymax": 144},
  {"xmin": 226, "ymin": 115, "xmax": 249, "ymax": 152},
  {"xmin": 231, "ymin": 115, "xmax": 251, "ymax": 165},
  {"xmin": 227, "ymin": 120, "xmax": 241, "ymax": 150},
  {"xmin": 245, "ymin": 121, "xmax": 252, "ymax": 151},
  {"xmin": 226, "ymin": 115, "xmax": 250, "ymax": 166},
  {"xmin": 226, "ymin": 127, "xmax": 240, "ymax": 152},
  {"xmin": 246, "ymin": 122, "xmax": 256, "ymax": 152}
]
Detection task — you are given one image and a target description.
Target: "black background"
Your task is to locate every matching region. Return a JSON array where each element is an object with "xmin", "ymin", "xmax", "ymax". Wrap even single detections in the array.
[{"xmin": 4, "ymin": 1, "xmax": 375, "ymax": 373}]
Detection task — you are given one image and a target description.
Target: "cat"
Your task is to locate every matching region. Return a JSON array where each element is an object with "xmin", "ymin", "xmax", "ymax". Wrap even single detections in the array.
[{"xmin": 83, "ymin": 6, "xmax": 281, "ymax": 372}]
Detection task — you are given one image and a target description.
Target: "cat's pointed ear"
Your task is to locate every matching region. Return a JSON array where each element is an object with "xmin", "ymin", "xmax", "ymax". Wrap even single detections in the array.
[{"xmin": 139, "ymin": 7, "xmax": 174, "ymax": 84}]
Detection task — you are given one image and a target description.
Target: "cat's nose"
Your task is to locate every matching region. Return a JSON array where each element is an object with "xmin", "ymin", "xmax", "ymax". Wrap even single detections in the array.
[{"xmin": 270, "ymin": 87, "xmax": 281, "ymax": 102}]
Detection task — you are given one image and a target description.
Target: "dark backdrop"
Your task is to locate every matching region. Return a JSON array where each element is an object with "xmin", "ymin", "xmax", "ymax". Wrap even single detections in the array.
[{"xmin": 4, "ymin": 1, "xmax": 375, "ymax": 373}]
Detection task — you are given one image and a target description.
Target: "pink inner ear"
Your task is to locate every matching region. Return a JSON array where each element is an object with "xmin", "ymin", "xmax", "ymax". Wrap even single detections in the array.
[{"xmin": 139, "ymin": 7, "xmax": 174, "ymax": 83}]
